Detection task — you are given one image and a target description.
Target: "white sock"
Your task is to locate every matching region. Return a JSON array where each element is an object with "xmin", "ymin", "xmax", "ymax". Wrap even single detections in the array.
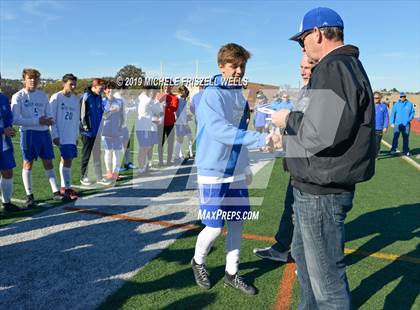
[
  {"xmin": 225, "ymin": 221, "xmax": 243, "ymax": 275},
  {"xmin": 187, "ymin": 135, "xmax": 193, "ymax": 156},
  {"xmin": 22, "ymin": 169, "xmax": 33, "ymax": 195},
  {"xmin": 112, "ymin": 150, "xmax": 121, "ymax": 173},
  {"xmin": 45, "ymin": 169, "xmax": 59, "ymax": 193},
  {"xmin": 59, "ymin": 162, "xmax": 65, "ymax": 188},
  {"xmin": 175, "ymin": 140, "xmax": 182, "ymax": 159},
  {"xmin": 194, "ymin": 226, "xmax": 223, "ymax": 265},
  {"xmin": 0, "ymin": 177, "xmax": 13, "ymax": 203},
  {"xmin": 104, "ymin": 150, "xmax": 112, "ymax": 173},
  {"xmin": 62, "ymin": 166, "xmax": 72, "ymax": 189}
]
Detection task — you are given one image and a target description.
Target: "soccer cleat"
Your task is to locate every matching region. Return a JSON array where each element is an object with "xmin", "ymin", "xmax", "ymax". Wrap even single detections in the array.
[
  {"xmin": 253, "ymin": 247, "xmax": 289, "ymax": 262},
  {"xmin": 53, "ymin": 191, "xmax": 63, "ymax": 201},
  {"xmin": 3, "ymin": 202, "xmax": 24, "ymax": 212},
  {"xmin": 25, "ymin": 194, "xmax": 36, "ymax": 208},
  {"xmin": 62, "ymin": 189, "xmax": 78, "ymax": 202},
  {"xmin": 223, "ymin": 272, "xmax": 257, "ymax": 295},
  {"xmin": 97, "ymin": 177, "xmax": 112, "ymax": 186},
  {"xmin": 191, "ymin": 258, "xmax": 211, "ymax": 289},
  {"xmin": 80, "ymin": 177, "xmax": 93, "ymax": 186}
]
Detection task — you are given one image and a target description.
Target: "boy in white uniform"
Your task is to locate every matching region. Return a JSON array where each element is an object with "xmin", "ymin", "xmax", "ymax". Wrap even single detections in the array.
[
  {"xmin": 50, "ymin": 74, "xmax": 80, "ymax": 201},
  {"xmin": 11, "ymin": 68, "xmax": 62, "ymax": 207},
  {"xmin": 174, "ymin": 85, "xmax": 193, "ymax": 162}
]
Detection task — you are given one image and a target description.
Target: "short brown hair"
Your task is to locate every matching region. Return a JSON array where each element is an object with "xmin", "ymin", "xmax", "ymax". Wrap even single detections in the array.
[
  {"xmin": 91, "ymin": 78, "xmax": 105, "ymax": 87},
  {"xmin": 22, "ymin": 68, "xmax": 40, "ymax": 80},
  {"xmin": 178, "ymin": 85, "xmax": 189, "ymax": 96},
  {"xmin": 104, "ymin": 80, "xmax": 117, "ymax": 89},
  {"xmin": 217, "ymin": 43, "xmax": 251, "ymax": 66},
  {"xmin": 373, "ymin": 91, "xmax": 382, "ymax": 98},
  {"xmin": 321, "ymin": 27, "xmax": 344, "ymax": 42},
  {"xmin": 62, "ymin": 73, "xmax": 77, "ymax": 83}
]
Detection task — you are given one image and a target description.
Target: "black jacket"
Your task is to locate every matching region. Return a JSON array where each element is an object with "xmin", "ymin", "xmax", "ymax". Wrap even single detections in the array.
[{"xmin": 285, "ymin": 45, "xmax": 375, "ymax": 194}]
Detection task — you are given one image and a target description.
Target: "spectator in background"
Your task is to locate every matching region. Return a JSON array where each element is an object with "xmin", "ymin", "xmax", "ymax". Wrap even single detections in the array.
[
  {"xmin": 0, "ymin": 75, "xmax": 21, "ymax": 216},
  {"xmin": 12, "ymin": 68, "xmax": 62, "ymax": 208},
  {"xmin": 271, "ymin": 93, "xmax": 294, "ymax": 111},
  {"xmin": 50, "ymin": 73, "xmax": 80, "ymax": 201},
  {"xmin": 136, "ymin": 87, "xmax": 162, "ymax": 173},
  {"xmin": 253, "ymin": 92, "xmax": 269, "ymax": 133},
  {"xmin": 114, "ymin": 87, "xmax": 137, "ymax": 171},
  {"xmin": 190, "ymin": 83, "xmax": 204, "ymax": 123},
  {"xmin": 102, "ymin": 81, "xmax": 124, "ymax": 182},
  {"xmin": 374, "ymin": 92, "xmax": 389, "ymax": 158},
  {"xmin": 157, "ymin": 83, "xmax": 178, "ymax": 166},
  {"xmin": 79, "ymin": 78, "xmax": 109, "ymax": 186},
  {"xmin": 175, "ymin": 85, "xmax": 194, "ymax": 162},
  {"xmin": 390, "ymin": 92, "xmax": 415, "ymax": 156}
]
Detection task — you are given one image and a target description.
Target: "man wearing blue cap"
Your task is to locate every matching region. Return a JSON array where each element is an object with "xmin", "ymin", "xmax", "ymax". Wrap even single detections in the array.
[
  {"xmin": 272, "ymin": 7, "xmax": 375, "ymax": 309},
  {"xmin": 390, "ymin": 92, "xmax": 415, "ymax": 156}
]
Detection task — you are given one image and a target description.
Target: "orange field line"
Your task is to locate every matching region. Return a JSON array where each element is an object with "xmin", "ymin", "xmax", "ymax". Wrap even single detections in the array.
[{"xmin": 273, "ymin": 263, "xmax": 297, "ymax": 310}]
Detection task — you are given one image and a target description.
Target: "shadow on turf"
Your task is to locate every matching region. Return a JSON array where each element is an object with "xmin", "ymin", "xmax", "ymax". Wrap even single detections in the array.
[
  {"xmin": 99, "ymin": 229, "xmax": 281, "ymax": 309},
  {"xmin": 377, "ymin": 147, "xmax": 420, "ymax": 160},
  {"xmin": 345, "ymin": 203, "xmax": 420, "ymax": 309}
]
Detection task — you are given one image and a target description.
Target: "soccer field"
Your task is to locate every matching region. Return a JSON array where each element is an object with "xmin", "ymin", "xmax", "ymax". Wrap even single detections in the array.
[{"xmin": 1, "ymin": 134, "xmax": 419, "ymax": 309}]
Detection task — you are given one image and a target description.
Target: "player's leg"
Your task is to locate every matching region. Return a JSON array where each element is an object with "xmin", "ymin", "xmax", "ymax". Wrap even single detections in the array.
[{"xmin": 1, "ymin": 149, "xmax": 22, "ymax": 213}]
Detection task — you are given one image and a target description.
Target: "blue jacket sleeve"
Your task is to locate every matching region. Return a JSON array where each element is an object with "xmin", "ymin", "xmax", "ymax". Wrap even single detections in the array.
[
  {"xmin": 384, "ymin": 107, "xmax": 389, "ymax": 129},
  {"xmin": 390, "ymin": 104, "xmax": 396, "ymax": 125},
  {"xmin": 409, "ymin": 103, "xmax": 415, "ymax": 121},
  {"xmin": 198, "ymin": 90, "xmax": 267, "ymax": 149}
]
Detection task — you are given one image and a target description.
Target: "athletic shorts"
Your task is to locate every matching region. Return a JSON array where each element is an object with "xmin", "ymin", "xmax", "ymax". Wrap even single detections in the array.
[
  {"xmin": 59, "ymin": 144, "xmax": 77, "ymax": 160},
  {"xmin": 20, "ymin": 130, "xmax": 54, "ymax": 161},
  {"xmin": 198, "ymin": 180, "xmax": 250, "ymax": 228},
  {"xmin": 136, "ymin": 130, "xmax": 158, "ymax": 147},
  {"xmin": 176, "ymin": 124, "xmax": 192, "ymax": 137},
  {"xmin": 102, "ymin": 136, "xmax": 123, "ymax": 150},
  {"xmin": 0, "ymin": 149, "xmax": 16, "ymax": 170}
]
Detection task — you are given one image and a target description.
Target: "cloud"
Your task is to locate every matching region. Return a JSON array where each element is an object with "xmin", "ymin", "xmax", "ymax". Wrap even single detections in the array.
[{"xmin": 174, "ymin": 29, "xmax": 212, "ymax": 49}]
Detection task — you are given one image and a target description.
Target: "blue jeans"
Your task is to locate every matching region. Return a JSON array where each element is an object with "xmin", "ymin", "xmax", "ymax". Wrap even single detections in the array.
[{"xmin": 291, "ymin": 187, "xmax": 353, "ymax": 310}]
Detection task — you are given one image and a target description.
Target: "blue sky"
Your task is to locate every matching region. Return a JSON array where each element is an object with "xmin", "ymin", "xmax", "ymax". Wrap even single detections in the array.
[{"xmin": 1, "ymin": 0, "xmax": 419, "ymax": 91}]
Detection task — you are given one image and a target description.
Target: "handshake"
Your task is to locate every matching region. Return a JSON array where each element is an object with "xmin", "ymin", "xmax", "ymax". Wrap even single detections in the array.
[{"xmin": 261, "ymin": 132, "xmax": 282, "ymax": 152}]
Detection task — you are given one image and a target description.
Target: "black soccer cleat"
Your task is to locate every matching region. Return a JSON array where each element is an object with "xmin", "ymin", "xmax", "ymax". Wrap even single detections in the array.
[
  {"xmin": 3, "ymin": 202, "xmax": 24, "ymax": 212},
  {"xmin": 223, "ymin": 272, "xmax": 257, "ymax": 295},
  {"xmin": 191, "ymin": 258, "xmax": 211, "ymax": 289},
  {"xmin": 25, "ymin": 194, "xmax": 36, "ymax": 208}
]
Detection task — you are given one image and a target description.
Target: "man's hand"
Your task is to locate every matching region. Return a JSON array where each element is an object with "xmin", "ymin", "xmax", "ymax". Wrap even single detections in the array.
[
  {"xmin": 266, "ymin": 132, "xmax": 282, "ymax": 149},
  {"xmin": 4, "ymin": 127, "xmax": 16, "ymax": 137},
  {"xmin": 53, "ymin": 138, "xmax": 60, "ymax": 146},
  {"xmin": 390, "ymin": 124, "xmax": 394, "ymax": 128},
  {"xmin": 383, "ymin": 128, "xmax": 387, "ymax": 133},
  {"xmin": 271, "ymin": 109, "xmax": 290, "ymax": 128},
  {"xmin": 39, "ymin": 116, "xmax": 55, "ymax": 126}
]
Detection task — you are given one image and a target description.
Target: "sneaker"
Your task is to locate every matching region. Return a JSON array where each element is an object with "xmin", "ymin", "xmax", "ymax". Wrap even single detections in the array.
[
  {"xmin": 80, "ymin": 177, "xmax": 93, "ymax": 186},
  {"xmin": 191, "ymin": 258, "xmax": 211, "ymax": 289},
  {"xmin": 389, "ymin": 149, "xmax": 397, "ymax": 154},
  {"xmin": 53, "ymin": 191, "xmax": 63, "ymax": 201},
  {"xmin": 3, "ymin": 202, "xmax": 24, "ymax": 212},
  {"xmin": 405, "ymin": 152, "xmax": 411, "ymax": 156},
  {"xmin": 26, "ymin": 194, "xmax": 36, "ymax": 208},
  {"xmin": 97, "ymin": 177, "xmax": 112, "ymax": 186},
  {"xmin": 223, "ymin": 272, "xmax": 257, "ymax": 295},
  {"xmin": 126, "ymin": 162, "xmax": 136, "ymax": 169},
  {"xmin": 253, "ymin": 247, "xmax": 289, "ymax": 262}
]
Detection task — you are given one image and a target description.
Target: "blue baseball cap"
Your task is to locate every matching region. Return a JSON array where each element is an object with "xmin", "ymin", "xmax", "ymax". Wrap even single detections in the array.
[
  {"xmin": 399, "ymin": 92, "xmax": 406, "ymax": 97},
  {"xmin": 290, "ymin": 7, "xmax": 344, "ymax": 42}
]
